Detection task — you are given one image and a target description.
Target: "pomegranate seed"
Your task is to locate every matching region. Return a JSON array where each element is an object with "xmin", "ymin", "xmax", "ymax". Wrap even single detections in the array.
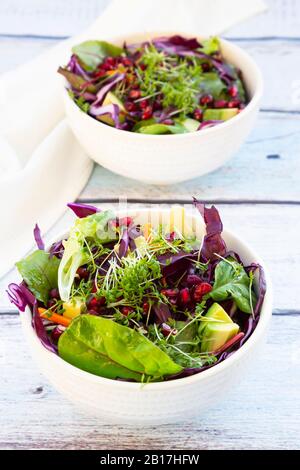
[
  {"xmin": 153, "ymin": 99, "xmax": 162, "ymax": 111},
  {"xmin": 139, "ymin": 99, "xmax": 149, "ymax": 109},
  {"xmin": 142, "ymin": 106, "xmax": 153, "ymax": 120},
  {"xmin": 214, "ymin": 100, "xmax": 228, "ymax": 109},
  {"xmin": 228, "ymin": 100, "xmax": 241, "ymax": 108},
  {"xmin": 161, "ymin": 323, "xmax": 177, "ymax": 337},
  {"xmin": 186, "ymin": 275, "xmax": 203, "ymax": 286},
  {"xmin": 179, "ymin": 288, "xmax": 191, "ymax": 305},
  {"xmin": 129, "ymin": 89, "xmax": 141, "ymax": 99},
  {"xmin": 193, "ymin": 283, "xmax": 212, "ymax": 302},
  {"xmin": 201, "ymin": 62, "xmax": 211, "ymax": 72},
  {"xmin": 118, "ymin": 216, "xmax": 133, "ymax": 227},
  {"xmin": 193, "ymin": 108, "xmax": 203, "ymax": 121},
  {"xmin": 49, "ymin": 288, "xmax": 59, "ymax": 299},
  {"xmin": 105, "ymin": 56, "xmax": 116, "ymax": 67},
  {"xmin": 51, "ymin": 325, "xmax": 66, "ymax": 342},
  {"xmin": 125, "ymin": 101, "xmax": 137, "ymax": 112},
  {"xmin": 77, "ymin": 266, "xmax": 89, "ymax": 280},
  {"xmin": 91, "ymin": 284, "xmax": 97, "ymax": 293},
  {"xmin": 122, "ymin": 306, "xmax": 134, "ymax": 316},
  {"xmin": 161, "ymin": 288, "xmax": 179, "ymax": 298},
  {"xmin": 87, "ymin": 297, "xmax": 99, "ymax": 309},
  {"xmin": 200, "ymin": 94, "xmax": 214, "ymax": 106},
  {"xmin": 228, "ymin": 85, "xmax": 238, "ymax": 98},
  {"xmin": 142, "ymin": 302, "xmax": 150, "ymax": 313},
  {"xmin": 139, "ymin": 63, "xmax": 147, "ymax": 71},
  {"xmin": 122, "ymin": 57, "xmax": 133, "ymax": 67}
]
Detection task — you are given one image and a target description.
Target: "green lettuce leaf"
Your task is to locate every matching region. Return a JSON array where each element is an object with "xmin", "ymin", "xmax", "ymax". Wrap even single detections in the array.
[
  {"xmin": 72, "ymin": 40, "xmax": 124, "ymax": 71},
  {"xmin": 58, "ymin": 211, "xmax": 115, "ymax": 302},
  {"xmin": 16, "ymin": 250, "xmax": 60, "ymax": 304},
  {"xmin": 58, "ymin": 315, "xmax": 182, "ymax": 380},
  {"xmin": 210, "ymin": 259, "xmax": 257, "ymax": 313}
]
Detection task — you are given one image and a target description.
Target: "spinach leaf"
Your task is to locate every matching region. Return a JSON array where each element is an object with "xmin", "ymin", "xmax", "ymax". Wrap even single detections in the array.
[
  {"xmin": 58, "ymin": 315, "xmax": 182, "ymax": 381},
  {"xmin": 72, "ymin": 40, "xmax": 124, "ymax": 71},
  {"xmin": 16, "ymin": 250, "xmax": 60, "ymax": 304},
  {"xmin": 210, "ymin": 259, "xmax": 256, "ymax": 314},
  {"xmin": 137, "ymin": 123, "xmax": 187, "ymax": 135}
]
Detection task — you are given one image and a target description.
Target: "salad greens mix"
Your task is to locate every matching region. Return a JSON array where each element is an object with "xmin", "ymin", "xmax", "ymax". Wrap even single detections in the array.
[
  {"xmin": 8, "ymin": 200, "xmax": 266, "ymax": 383},
  {"xmin": 58, "ymin": 35, "xmax": 248, "ymax": 134}
]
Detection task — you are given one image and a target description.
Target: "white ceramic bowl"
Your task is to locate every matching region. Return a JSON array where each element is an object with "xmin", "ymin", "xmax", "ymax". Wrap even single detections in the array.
[
  {"xmin": 62, "ymin": 32, "xmax": 263, "ymax": 185},
  {"xmin": 20, "ymin": 207, "xmax": 272, "ymax": 425}
]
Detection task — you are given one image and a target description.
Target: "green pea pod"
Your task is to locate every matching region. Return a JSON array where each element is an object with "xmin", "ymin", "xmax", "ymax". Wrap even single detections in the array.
[{"xmin": 58, "ymin": 315, "xmax": 182, "ymax": 381}]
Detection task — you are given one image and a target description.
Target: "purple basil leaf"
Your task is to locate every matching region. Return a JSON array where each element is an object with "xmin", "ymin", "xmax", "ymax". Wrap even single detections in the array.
[
  {"xmin": 33, "ymin": 224, "xmax": 45, "ymax": 250},
  {"xmin": 67, "ymin": 202, "xmax": 99, "ymax": 218},
  {"xmin": 193, "ymin": 198, "xmax": 227, "ymax": 261}
]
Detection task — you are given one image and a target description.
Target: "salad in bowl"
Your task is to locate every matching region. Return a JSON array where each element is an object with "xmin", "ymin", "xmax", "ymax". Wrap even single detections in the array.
[
  {"xmin": 59, "ymin": 35, "xmax": 248, "ymax": 134},
  {"xmin": 8, "ymin": 199, "xmax": 267, "ymax": 385}
]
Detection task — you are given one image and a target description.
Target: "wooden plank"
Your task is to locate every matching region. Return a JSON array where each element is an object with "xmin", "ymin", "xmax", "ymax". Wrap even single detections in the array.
[
  {"xmin": 80, "ymin": 112, "xmax": 300, "ymax": 203},
  {"xmin": 0, "ymin": 313, "xmax": 299, "ymax": 450},
  {"xmin": 1, "ymin": 203, "xmax": 299, "ymax": 312},
  {"xmin": 0, "ymin": 0, "xmax": 299, "ymax": 39},
  {"xmin": 0, "ymin": 36, "xmax": 299, "ymax": 112}
]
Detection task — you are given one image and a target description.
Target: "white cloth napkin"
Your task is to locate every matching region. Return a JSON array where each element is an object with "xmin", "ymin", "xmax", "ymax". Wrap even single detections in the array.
[{"xmin": 0, "ymin": 0, "xmax": 266, "ymax": 278}]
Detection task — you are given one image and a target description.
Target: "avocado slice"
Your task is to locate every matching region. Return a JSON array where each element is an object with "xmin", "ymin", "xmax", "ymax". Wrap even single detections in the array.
[
  {"xmin": 98, "ymin": 91, "xmax": 126, "ymax": 125},
  {"xmin": 203, "ymin": 108, "xmax": 239, "ymax": 121},
  {"xmin": 199, "ymin": 302, "xmax": 240, "ymax": 352},
  {"xmin": 181, "ymin": 118, "xmax": 200, "ymax": 133},
  {"xmin": 200, "ymin": 322, "xmax": 240, "ymax": 353}
]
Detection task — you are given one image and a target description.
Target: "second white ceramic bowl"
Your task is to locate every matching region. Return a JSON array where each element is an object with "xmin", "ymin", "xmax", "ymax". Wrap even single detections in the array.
[
  {"xmin": 20, "ymin": 207, "xmax": 272, "ymax": 425},
  {"xmin": 63, "ymin": 32, "xmax": 263, "ymax": 184}
]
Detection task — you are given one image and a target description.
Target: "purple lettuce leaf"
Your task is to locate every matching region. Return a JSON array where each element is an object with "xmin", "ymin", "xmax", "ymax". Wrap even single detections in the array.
[
  {"xmin": 67, "ymin": 202, "xmax": 99, "ymax": 218},
  {"xmin": 157, "ymin": 251, "xmax": 197, "ymax": 278},
  {"xmin": 89, "ymin": 103, "xmax": 121, "ymax": 128},
  {"xmin": 118, "ymin": 229, "xmax": 130, "ymax": 258},
  {"xmin": 198, "ymin": 120, "xmax": 223, "ymax": 130},
  {"xmin": 33, "ymin": 224, "xmax": 45, "ymax": 250},
  {"xmin": 153, "ymin": 302, "xmax": 172, "ymax": 324},
  {"xmin": 91, "ymin": 73, "xmax": 125, "ymax": 108},
  {"xmin": 49, "ymin": 240, "xmax": 65, "ymax": 259},
  {"xmin": 67, "ymin": 54, "xmax": 91, "ymax": 81},
  {"xmin": 32, "ymin": 302, "xmax": 57, "ymax": 354},
  {"xmin": 193, "ymin": 198, "xmax": 227, "ymax": 261},
  {"xmin": 6, "ymin": 282, "xmax": 35, "ymax": 312}
]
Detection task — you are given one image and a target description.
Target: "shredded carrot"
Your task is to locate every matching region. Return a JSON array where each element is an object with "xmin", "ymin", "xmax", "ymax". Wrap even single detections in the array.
[{"xmin": 38, "ymin": 308, "xmax": 71, "ymax": 327}]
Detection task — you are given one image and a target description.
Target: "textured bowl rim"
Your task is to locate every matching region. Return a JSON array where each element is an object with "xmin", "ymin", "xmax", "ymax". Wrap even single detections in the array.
[
  {"xmin": 20, "ymin": 207, "xmax": 272, "ymax": 391},
  {"xmin": 62, "ymin": 30, "xmax": 263, "ymax": 139}
]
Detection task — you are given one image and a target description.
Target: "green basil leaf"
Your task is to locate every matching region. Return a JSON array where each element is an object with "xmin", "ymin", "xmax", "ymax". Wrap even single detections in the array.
[
  {"xmin": 72, "ymin": 40, "xmax": 124, "ymax": 71},
  {"xmin": 16, "ymin": 250, "xmax": 60, "ymax": 304},
  {"xmin": 58, "ymin": 315, "xmax": 182, "ymax": 381},
  {"xmin": 210, "ymin": 259, "xmax": 256, "ymax": 314}
]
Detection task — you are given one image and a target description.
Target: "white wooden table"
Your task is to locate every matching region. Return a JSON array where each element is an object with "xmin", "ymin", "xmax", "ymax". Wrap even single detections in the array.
[{"xmin": 0, "ymin": 0, "xmax": 299, "ymax": 450}]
